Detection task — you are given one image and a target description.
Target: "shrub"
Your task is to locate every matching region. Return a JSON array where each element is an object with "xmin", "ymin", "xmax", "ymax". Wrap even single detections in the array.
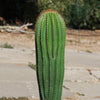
[{"xmin": 0, "ymin": 43, "xmax": 13, "ymax": 49}]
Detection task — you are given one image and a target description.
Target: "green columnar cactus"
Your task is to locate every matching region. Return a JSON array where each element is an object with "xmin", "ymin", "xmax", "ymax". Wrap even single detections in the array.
[{"xmin": 35, "ymin": 10, "xmax": 66, "ymax": 100}]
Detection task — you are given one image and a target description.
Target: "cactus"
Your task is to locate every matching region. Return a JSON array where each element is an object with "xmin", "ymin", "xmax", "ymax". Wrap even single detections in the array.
[{"xmin": 35, "ymin": 10, "xmax": 66, "ymax": 100}]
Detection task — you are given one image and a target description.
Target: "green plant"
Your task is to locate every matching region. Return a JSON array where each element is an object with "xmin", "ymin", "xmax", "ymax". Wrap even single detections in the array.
[
  {"xmin": 22, "ymin": 49, "xmax": 25, "ymax": 52},
  {"xmin": 0, "ymin": 43, "xmax": 13, "ymax": 49},
  {"xmin": 86, "ymin": 50, "xmax": 92, "ymax": 53},
  {"xmin": 35, "ymin": 10, "xmax": 66, "ymax": 100},
  {"xmin": 28, "ymin": 62, "xmax": 36, "ymax": 70},
  {"xmin": 64, "ymin": 0, "xmax": 100, "ymax": 29}
]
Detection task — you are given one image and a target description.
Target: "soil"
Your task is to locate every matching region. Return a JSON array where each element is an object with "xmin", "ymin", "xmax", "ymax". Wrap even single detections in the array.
[
  {"xmin": 66, "ymin": 29, "xmax": 100, "ymax": 53},
  {"xmin": 0, "ymin": 29, "xmax": 100, "ymax": 53}
]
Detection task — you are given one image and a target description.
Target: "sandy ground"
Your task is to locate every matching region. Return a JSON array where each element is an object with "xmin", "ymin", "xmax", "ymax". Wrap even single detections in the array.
[
  {"xmin": 0, "ymin": 30, "xmax": 100, "ymax": 100},
  {"xmin": 0, "ymin": 29, "xmax": 100, "ymax": 53}
]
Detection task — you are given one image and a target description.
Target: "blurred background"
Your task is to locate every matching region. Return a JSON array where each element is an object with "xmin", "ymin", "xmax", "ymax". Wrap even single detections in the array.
[{"xmin": 0, "ymin": 0, "xmax": 100, "ymax": 29}]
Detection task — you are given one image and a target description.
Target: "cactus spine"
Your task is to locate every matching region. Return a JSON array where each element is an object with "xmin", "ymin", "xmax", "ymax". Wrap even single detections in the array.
[{"xmin": 35, "ymin": 10, "xmax": 66, "ymax": 100}]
